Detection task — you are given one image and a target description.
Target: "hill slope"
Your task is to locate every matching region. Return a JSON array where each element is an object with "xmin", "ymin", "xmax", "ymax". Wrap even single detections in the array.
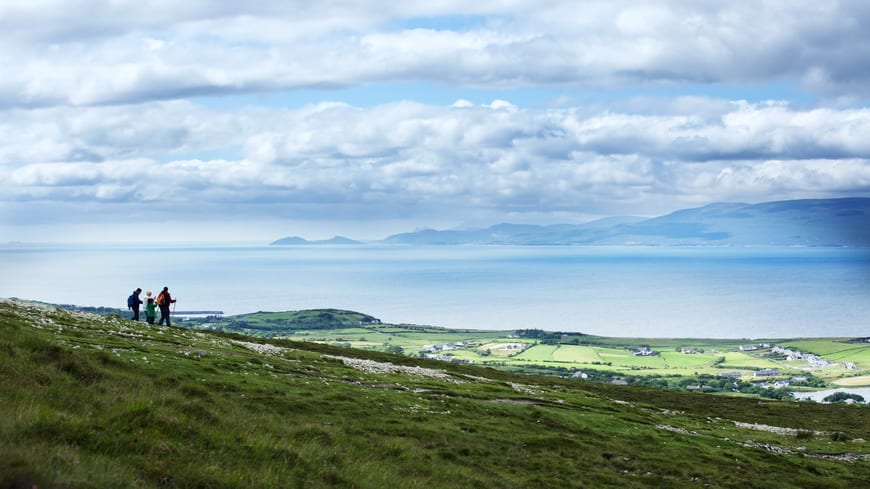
[{"xmin": 2, "ymin": 299, "xmax": 868, "ymax": 488}]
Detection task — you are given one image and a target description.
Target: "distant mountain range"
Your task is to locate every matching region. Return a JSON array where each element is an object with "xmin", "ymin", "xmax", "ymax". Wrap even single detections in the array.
[
  {"xmin": 273, "ymin": 198, "xmax": 870, "ymax": 247},
  {"xmin": 271, "ymin": 236, "xmax": 363, "ymax": 245}
]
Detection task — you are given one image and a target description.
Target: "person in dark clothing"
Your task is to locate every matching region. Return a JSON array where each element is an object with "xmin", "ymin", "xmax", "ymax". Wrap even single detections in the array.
[
  {"xmin": 129, "ymin": 288, "xmax": 143, "ymax": 321},
  {"xmin": 156, "ymin": 286, "xmax": 177, "ymax": 326}
]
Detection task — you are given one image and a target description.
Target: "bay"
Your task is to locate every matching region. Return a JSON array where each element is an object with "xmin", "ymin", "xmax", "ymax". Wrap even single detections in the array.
[
  {"xmin": 1, "ymin": 244, "xmax": 868, "ymax": 338},
  {"xmin": 792, "ymin": 388, "xmax": 870, "ymax": 403}
]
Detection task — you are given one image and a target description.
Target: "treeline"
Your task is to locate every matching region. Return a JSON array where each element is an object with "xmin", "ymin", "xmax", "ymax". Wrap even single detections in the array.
[{"xmin": 514, "ymin": 329, "xmax": 588, "ymax": 344}]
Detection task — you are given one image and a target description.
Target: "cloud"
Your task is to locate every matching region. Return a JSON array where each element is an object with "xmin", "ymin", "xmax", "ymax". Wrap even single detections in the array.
[
  {"xmin": 2, "ymin": 98, "xmax": 869, "ymax": 232},
  {"xmin": 1, "ymin": 1, "xmax": 869, "ymax": 109}
]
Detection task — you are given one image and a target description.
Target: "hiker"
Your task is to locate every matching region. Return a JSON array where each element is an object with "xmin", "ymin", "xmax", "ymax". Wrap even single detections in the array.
[
  {"xmin": 156, "ymin": 286, "xmax": 177, "ymax": 326},
  {"xmin": 144, "ymin": 291, "xmax": 157, "ymax": 324},
  {"xmin": 128, "ymin": 288, "xmax": 143, "ymax": 321}
]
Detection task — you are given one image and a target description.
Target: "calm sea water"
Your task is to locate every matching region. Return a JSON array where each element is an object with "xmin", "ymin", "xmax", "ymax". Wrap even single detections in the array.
[
  {"xmin": 792, "ymin": 388, "xmax": 870, "ymax": 403},
  {"xmin": 2, "ymin": 244, "xmax": 868, "ymax": 338}
]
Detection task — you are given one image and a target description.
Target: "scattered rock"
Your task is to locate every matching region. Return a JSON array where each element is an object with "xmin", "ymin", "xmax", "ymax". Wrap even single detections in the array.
[
  {"xmin": 733, "ymin": 421, "xmax": 827, "ymax": 437},
  {"xmin": 232, "ymin": 340, "xmax": 285, "ymax": 356},
  {"xmin": 324, "ymin": 355, "xmax": 463, "ymax": 383},
  {"xmin": 656, "ymin": 425, "xmax": 698, "ymax": 436}
]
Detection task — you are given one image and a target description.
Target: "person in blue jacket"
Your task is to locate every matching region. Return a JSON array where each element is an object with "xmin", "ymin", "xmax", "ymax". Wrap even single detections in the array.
[{"xmin": 128, "ymin": 288, "xmax": 143, "ymax": 321}]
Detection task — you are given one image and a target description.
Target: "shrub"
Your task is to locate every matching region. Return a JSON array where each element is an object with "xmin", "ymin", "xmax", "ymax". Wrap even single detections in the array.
[{"xmin": 795, "ymin": 430, "xmax": 814, "ymax": 440}]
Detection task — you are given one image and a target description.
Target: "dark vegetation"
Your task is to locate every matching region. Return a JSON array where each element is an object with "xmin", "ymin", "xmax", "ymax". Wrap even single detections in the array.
[
  {"xmin": 1, "ymin": 299, "xmax": 868, "ymax": 488},
  {"xmin": 824, "ymin": 392, "xmax": 866, "ymax": 404},
  {"xmin": 515, "ymin": 328, "xmax": 590, "ymax": 344}
]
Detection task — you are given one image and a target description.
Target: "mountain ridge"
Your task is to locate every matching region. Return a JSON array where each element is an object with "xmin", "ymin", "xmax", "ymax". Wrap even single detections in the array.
[
  {"xmin": 382, "ymin": 197, "xmax": 870, "ymax": 246},
  {"xmin": 269, "ymin": 198, "xmax": 870, "ymax": 246}
]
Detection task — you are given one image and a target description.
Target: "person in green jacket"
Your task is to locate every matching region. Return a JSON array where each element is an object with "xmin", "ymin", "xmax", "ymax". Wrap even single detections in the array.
[{"xmin": 144, "ymin": 291, "xmax": 157, "ymax": 324}]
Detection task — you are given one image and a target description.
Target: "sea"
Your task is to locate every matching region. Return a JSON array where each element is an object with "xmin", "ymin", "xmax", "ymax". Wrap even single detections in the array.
[
  {"xmin": 792, "ymin": 387, "xmax": 870, "ymax": 403},
  {"xmin": 2, "ymin": 244, "xmax": 868, "ymax": 338}
]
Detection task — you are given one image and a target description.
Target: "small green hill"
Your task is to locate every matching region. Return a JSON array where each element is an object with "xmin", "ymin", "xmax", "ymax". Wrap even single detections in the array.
[
  {"xmin": 2, "ymin": 299, "xmax": 868, "ymax": 488},
  {"xmin": 212, "ymin": 309, "xmax": 380, "ymax": 336}
]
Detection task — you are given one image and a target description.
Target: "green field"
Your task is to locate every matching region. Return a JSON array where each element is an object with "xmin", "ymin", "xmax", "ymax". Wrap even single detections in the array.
[
  {"xmin": 552, "ymin": 345, "xmax": 602, "ymax": 363},
  {"xmin": 780, "ymin": 339, "xmax": 859, "ymax": 355},
  {"xmin": 782, "ymin": 340, "xmax": 870, "ymax": 364},
  {"xmin": 659, "ymin": 351, "xmax": 719, "ymax": 369},
  {"xmin": 829, "ymin": 348, "xmax": 870, "ymax": 364},
  {"xmin": 513, "ymin": 344, "xmax": 559, "ymax": 361},
  {"xmin": 716, "ymin": 351, "xmax": 781, "ymax": 369}
]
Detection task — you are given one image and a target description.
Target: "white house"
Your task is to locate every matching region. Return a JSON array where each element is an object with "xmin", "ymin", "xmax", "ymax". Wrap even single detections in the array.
[{"xmin": 634, "ymin": 347, "xmax": 654, "ymax": 356}]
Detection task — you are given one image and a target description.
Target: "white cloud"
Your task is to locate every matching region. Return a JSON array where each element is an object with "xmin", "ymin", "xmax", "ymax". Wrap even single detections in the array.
[
  {"xmin": 2, "ymin": 99, "xmax": 869, "ymax": 231},
  {"xmin": 1, "ymin": 1, "xmax": 869, "ymax": 108},
  {"xmin": 488, "ymin": 100, "xmax": 517, "ymax": 111}
]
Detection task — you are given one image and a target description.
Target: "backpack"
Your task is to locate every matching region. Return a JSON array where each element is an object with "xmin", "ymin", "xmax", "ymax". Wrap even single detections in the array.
[
  {"xmin": 127, "ymin": 293, "xmax": 135, "ymax": 308},
  {"xmin": 157, "ymin": 293, "xmax": 166, "ymax": 307}
]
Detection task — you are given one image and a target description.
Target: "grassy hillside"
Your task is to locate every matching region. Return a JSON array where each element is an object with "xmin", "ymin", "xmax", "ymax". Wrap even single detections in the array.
[{"xmin": 2, "ymin": 299, "xmax": 869, "ymax": 488}]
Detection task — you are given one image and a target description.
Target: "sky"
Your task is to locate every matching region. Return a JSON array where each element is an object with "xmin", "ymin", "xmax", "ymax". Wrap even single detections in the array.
[{"xmin": 2, "ymin": 0, "xmax": 870, "ymax": 243}]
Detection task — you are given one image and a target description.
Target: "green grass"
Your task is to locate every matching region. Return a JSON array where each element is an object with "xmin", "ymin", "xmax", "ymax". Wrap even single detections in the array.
[
  {"xmin": 659, "ymin": 351, "xmax": 719, "ymax": 369},
  {"xmin": 552, "ymin": 345, "xmax": 602, "ymax": 363},
  {"xmin": 780, "ymin": 339, "xmax": 857, "ymax": 355},
  {"xmin": 828, "ymin": 348, "xmax": 870, "ymax": 365},
  {"xmin": 2, "ymin": 299, "xmax": 870, "ymax": 488},
  {"xmin": 718, "ymin": 351, "xmax": 782, "ymax": 370},
  {"xmin": 781, "ymin": 340, "xmax": 870, "ymax": 366},
  {"xmin": 594, "ymin": 347, "xmax": 668, "ymax": 368},
  {"xmin": 514, "ymin": 344, "xmax": 558, "ymax": 361}
]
